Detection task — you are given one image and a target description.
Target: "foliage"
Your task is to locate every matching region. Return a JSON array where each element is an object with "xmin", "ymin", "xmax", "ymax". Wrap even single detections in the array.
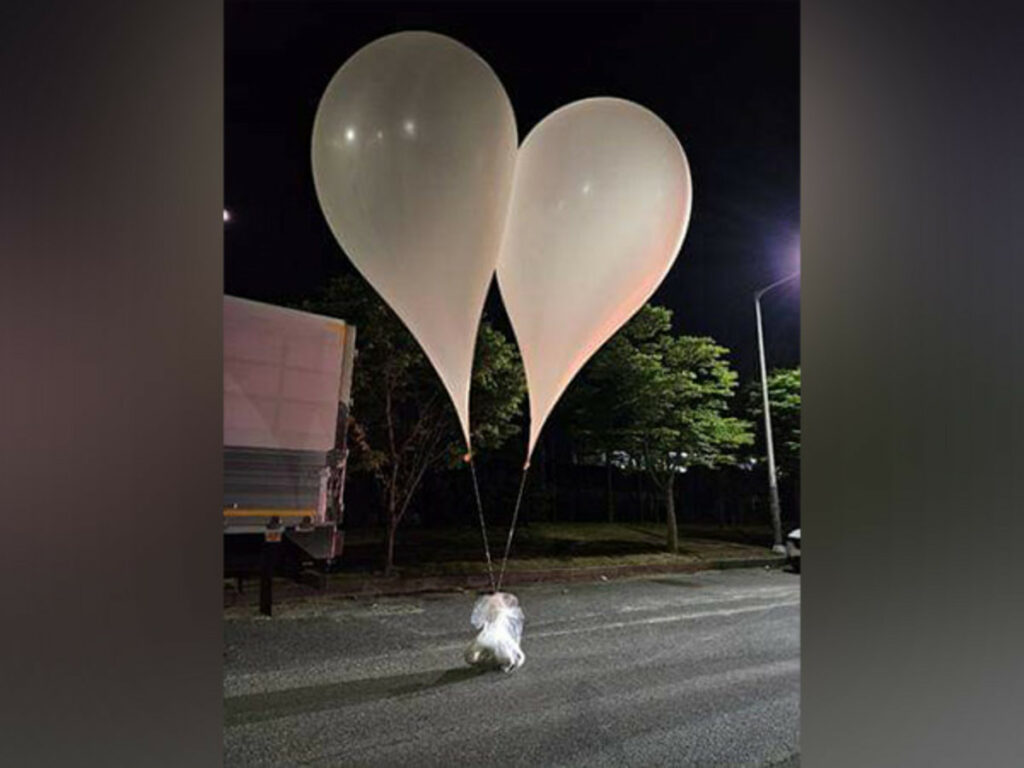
[
  {"xmin": 465, "ymin": 323, "xmax": 527, "ymax": 457},
  {"xmin": 559, "ymin": 304, "xmax": 753, "ymax": 551},
  {"xmin": 745, "ymin": 366, "xmax": 801, "ymax": 478},
  {"xmin": 298, "ymin": 272, "xmax": 526, "ymax": 572},
  {"xmin": 562, "ymin": 304, "xmax": 753, "ymax": 475}
]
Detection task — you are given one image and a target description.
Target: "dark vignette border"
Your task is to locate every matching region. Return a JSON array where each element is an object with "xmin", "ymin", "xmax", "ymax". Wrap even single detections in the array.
[
  {"xmin": 802, "ymin": 2, "xmax": 1024, "ymax": 766},
  {"xmin": 1, "ymin": 2, "xmax": 223, "ymax": 766}
]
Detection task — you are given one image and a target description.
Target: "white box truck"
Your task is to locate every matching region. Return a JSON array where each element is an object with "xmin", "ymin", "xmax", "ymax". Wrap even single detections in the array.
[{"xmin": 223, "ymin": 295, "xmax": 356, "ymax": 587}]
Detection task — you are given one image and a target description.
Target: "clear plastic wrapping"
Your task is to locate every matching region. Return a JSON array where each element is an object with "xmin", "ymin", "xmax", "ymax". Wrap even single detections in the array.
[{"xmin": 464, "ymin": 592, "xmax": 526, "ymax": 672}]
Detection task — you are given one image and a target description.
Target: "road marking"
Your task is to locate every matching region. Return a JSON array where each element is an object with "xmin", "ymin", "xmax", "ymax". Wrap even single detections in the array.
[
  {"xmin": 532, "ymin": 600, "xmax": 800, "ymax": 639},
  {"xmin": 614, "ymin": 586, "xmax": 798, "ymax": 614}
]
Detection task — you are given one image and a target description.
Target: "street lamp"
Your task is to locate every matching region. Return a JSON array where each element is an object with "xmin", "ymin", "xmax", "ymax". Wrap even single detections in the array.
[{"xmin": 754, "ymin": 271, "xmax": 799, "ymax": 554}]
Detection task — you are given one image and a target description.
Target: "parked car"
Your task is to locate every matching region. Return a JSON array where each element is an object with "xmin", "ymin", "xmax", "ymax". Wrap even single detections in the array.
[{"xmin": 785, "ymin": 528, "xmax": 800, "ymax": 572}]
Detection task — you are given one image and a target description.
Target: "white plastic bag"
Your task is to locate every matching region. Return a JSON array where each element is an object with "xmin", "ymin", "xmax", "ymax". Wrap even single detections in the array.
[{"xmin": 464, "ymin": 592, "xmax": 525, "ymax": 672}]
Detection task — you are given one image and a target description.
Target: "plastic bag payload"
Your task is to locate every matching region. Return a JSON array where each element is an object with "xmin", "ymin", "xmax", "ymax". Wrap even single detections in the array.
[{"xmin": 464, "ymin": 592, "xmax": 525, "ymax": 672}]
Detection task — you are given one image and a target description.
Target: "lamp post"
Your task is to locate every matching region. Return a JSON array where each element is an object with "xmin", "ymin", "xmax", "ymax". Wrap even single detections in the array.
[{"xmin": 754, "ymin": 271, "xmax": 799, "ymax": 554}]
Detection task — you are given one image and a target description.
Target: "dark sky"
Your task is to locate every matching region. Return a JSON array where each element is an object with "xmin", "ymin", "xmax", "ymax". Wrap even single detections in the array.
[{"xmin": 225, "ymin": 0, "xmax": 799, "ymax": 382}]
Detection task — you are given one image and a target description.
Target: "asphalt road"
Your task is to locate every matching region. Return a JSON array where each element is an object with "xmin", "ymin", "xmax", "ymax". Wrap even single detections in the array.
[{"xmin": 224, "ymin": 567, "xmax": 800, "ymax": 767}]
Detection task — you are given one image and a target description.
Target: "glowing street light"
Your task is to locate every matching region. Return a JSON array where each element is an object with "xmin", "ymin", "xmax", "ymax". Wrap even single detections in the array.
[
  {"xmin": 223, "ymin": 209, "xmax": 232, "ymax": 223},
  {"xmin": 754, "ymin": 270, "xmax": 799, "ymax": 554}
]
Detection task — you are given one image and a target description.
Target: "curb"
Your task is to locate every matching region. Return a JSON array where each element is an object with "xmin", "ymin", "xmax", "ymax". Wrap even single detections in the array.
[{"xmin": 224, "ymin": 555, "xmax": 789, "ymax": 608}]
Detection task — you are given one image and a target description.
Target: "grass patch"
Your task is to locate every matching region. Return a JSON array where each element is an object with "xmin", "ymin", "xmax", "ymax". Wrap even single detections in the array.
[{"xmin": 336, "ymin": 521, "xmax": 775, "ymax": 576}]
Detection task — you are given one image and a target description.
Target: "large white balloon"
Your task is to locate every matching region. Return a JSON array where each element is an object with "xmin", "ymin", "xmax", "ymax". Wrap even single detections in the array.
[
  {"xmin": 496, "ymin": 97, "xmax": 692, "ymax": 462},
  {"xmin": 311, "ymin": 32, "xmax": 517, "ymax": 450}
]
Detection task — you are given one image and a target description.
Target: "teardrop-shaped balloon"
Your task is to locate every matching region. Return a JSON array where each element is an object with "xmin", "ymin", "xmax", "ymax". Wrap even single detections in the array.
[
  {"xmin": 496, "ymin": 97, "xmax": 692, "ymax": 461},
  {"xmin": 312, "ymin": 32, "xmax": 517, "ymax": 450}
]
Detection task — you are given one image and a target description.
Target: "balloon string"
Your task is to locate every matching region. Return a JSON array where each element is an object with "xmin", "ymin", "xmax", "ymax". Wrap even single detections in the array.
[
  {"xmin": 496, "ymin": 465, "xmax": 530, "ymax": 591},
  {"xmin": 468, "ymin": 455, "xmax": 497, "ymax": 593}
]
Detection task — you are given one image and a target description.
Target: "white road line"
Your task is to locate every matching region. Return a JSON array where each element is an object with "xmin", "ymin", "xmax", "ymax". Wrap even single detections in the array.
[{"xmin": 532, "ymin": 599, "xmax": 800, "ymax": 638}]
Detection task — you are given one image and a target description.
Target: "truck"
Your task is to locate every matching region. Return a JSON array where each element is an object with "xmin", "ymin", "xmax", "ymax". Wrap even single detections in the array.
[{"xmin": 223, "ymin": 295, "xmax": 356, "ymax": 597}]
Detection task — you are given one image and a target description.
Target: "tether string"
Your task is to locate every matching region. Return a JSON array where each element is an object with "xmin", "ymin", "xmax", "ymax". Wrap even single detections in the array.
[
  {"xmin": 496, "ymin": 464, "xmax": 530, "ymax": 591},
  {"xmin": 468, "ymin": 455, "xmax": 496, "ymax": 593}
]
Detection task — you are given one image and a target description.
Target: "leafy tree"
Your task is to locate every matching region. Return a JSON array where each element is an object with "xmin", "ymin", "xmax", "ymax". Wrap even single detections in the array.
[
  {"xmin": 299, "ymin": 273, "xmax": 526, "ymax": 574},
  {"xmin": 561, "ymin": 304, "xmax": 753, "ymax": 552},
  {"xmin": 746, "ymin": 367, "xmax": 801, "ymax": 478}
]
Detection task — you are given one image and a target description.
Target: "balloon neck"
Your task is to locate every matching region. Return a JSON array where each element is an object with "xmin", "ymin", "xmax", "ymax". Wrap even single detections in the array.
[
  {"xmin": 463, "ymin": 452, "xmax": 472, "ymax": 463},
  {"xmin": 523, "ymin": 460, "xmax": 531, "ymax": 470}
]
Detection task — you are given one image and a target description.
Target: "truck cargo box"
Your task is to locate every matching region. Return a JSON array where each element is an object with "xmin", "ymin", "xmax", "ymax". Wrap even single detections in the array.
[{"xmin": 223, "ymin": 295, "xmax": 355, "ymax": 565}]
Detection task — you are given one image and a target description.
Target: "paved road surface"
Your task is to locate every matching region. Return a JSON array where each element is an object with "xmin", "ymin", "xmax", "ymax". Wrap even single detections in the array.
[{"xmin": 224, "ymin": 567, "xmax": 800, "ymax": 767}]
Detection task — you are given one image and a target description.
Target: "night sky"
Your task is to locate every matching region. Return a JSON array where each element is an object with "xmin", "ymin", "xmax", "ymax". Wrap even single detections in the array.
[{"xmin": 225, "ymin": 1, "xmax": 799, "ymax": 382}]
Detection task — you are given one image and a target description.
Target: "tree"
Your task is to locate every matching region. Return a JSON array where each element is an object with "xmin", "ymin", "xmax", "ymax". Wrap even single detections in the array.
[
  {"xmin": 299, "ymin": 273, "xmax": 526, "ymax": 575},
  {"xmin": 746, "ymin": 367, "xmax": 801, "ymax": 479},
  {"xmin": 558, "ymin": 306, "xmax": 670, "ymax": 522},
  {"xmin": 561, "ymin": 304, "xmax": 753, "ymax": 552}
]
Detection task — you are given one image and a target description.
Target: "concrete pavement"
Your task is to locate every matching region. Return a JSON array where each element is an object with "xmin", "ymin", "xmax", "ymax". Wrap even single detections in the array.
[{"xmin": 224, "ymin": 568, "xmax": 800, "ymax": 766}]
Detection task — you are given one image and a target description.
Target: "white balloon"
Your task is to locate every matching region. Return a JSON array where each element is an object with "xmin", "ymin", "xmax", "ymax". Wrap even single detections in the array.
[
  {"xmin": 311, "ymin": 32, "xmax": 517, "ymax": 450},
  {"xmin": 496, "ymin": 97, "xmax": 692, "ymax": 462}
]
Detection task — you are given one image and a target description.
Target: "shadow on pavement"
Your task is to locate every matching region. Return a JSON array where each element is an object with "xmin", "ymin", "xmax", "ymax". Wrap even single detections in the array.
[
  {"xmin": 645, "ymin": 577, "xmax": 706, "ymax": 588},
  {"xmin": 225, "ymin": 666, "xmax": 489, "ymax": 726}
]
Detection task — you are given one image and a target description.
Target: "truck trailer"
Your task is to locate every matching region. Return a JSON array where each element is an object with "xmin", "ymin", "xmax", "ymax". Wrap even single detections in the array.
[{"xmin": 223, "ymin": 295, "xmax": 356, "ymax": 591}]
